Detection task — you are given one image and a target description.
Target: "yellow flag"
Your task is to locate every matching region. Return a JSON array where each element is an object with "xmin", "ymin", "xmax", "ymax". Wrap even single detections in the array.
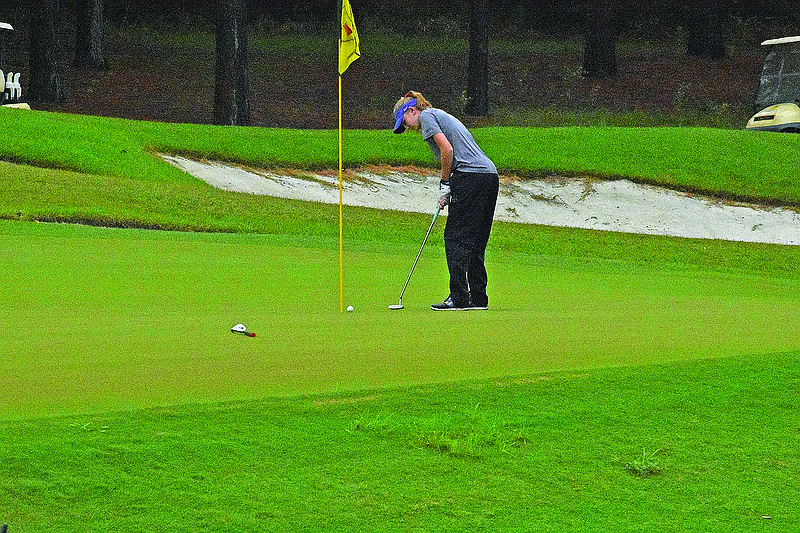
[{"xmin": 339, "ymin": 0, "xmax": 360, "ymax": 75}]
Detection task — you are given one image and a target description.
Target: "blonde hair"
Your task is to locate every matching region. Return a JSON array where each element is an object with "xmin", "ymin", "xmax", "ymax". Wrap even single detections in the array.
[{"xmin": 392, "ymin": 91, "xmax": 433, "ymax": 116}]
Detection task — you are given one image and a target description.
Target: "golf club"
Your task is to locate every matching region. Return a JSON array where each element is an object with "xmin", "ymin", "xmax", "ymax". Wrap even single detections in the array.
[{"xmin": 389, "ymin": 205, "xmax": 441, "ymax": 310}]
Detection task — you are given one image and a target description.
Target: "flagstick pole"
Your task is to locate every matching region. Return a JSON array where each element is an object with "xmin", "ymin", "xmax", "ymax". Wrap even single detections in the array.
[{"xmin": 338, "ymin": 74, "xmax": 344, "ymax": 314}]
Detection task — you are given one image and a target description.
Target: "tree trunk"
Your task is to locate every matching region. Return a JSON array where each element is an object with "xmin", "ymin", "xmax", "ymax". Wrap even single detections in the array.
[
  {"xmin": 214, "ymin": 0, "xmax": 250, "ymax": 126},
  {"xmin": 686, "ymin": 0, "xmax": 726, "ymax": 59},
  {"xmin": 28, "ymin": 0, "xmax": 64, "ymax": 104},
  {"xmin": 235, "ymin": 0, "xmax": 250, "ymax": 125},
  {"xmin": 582, "ymin": 0, "xmax": 618, "ymax": 79},
  {"xmin": 75, "ymin": 0, "xmax": 108, "ymax": 69},
  {"xmin": 465, "ymin": 0, "xmax": 489, "ymax": 116}
]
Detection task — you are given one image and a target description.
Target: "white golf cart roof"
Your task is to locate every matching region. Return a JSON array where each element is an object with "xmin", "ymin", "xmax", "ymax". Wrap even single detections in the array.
[
  {"xmin": 0, "ymin": 23, "xmax": 13, "ymax": 31},
  {"xmin": 761, "ymin": 36, "xmax": 800, "ymax": 46}
]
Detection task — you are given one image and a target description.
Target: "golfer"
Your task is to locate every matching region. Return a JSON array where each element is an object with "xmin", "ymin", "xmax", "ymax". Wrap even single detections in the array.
[{"xmin": 393, "ymin": 91, "xmax": 499, "ymax": 311}]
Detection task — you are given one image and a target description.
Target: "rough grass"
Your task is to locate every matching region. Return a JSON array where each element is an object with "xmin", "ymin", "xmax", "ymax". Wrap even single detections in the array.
[
  {"xmin": 1, "ymin": 352, "xmax": 798, "ymax": 531},
  {"xmin": 1, "ymin": 108, "xmax": 798, "ymax": 206}
]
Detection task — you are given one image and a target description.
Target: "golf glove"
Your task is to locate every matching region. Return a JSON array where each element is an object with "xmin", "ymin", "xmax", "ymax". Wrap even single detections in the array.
[{"xmin": 438, "ymin": 180, "xmax": 451, "ymax": 208}]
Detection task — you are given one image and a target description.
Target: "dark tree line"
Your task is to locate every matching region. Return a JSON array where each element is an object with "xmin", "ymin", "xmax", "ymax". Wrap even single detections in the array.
[
  {"xmin": 466, "ymin": 0, "xmax": 732, "ymax": 114},
  {"xmin": 464, "ymin": 0, "xmax": 737, "ymax": 114},
  {"xmin": 22, "ymin": 0, "xmax": 251, "ymax": 124},
  {"xmin": 28, "ymin": 0, "xmax": 107, "ymax": 104},
  {"xmin": 13, "ymin": 0, "xmax": 792, "ymax": 117},
  {"xmin": 580, "ymin": 0, "xmax": 728, "ymax": 81},
  {"xmin": 83, "ymin": 0, "xmax": 795, "ymax": 31}
]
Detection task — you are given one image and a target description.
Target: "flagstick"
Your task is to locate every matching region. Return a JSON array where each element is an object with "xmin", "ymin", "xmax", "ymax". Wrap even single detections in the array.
[{"xmin": 338, "ymin": 74, "xmax": 344, "ymax": 314}]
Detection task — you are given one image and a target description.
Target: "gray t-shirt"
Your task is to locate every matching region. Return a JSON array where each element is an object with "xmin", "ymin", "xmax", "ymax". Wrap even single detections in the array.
[{"xmin": 419, "ymin": 108, "xmax": 497, "ymax": 174}]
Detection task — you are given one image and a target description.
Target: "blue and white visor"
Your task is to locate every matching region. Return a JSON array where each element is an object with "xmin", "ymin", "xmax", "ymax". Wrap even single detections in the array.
[{"xmin": 393, "ymin": 99, "xmax": 417, "ymax": 134}]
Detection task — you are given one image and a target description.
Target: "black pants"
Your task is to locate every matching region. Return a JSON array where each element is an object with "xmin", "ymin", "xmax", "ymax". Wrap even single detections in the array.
[{"xmin": 444, "ymin": 171, "xmax": 499, "ymax": 308}]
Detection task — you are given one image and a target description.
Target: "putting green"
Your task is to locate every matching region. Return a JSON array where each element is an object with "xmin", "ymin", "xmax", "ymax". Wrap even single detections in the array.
[{"xmin": 2, "ymin": 220, "xmax": 799, "ymax": 419}]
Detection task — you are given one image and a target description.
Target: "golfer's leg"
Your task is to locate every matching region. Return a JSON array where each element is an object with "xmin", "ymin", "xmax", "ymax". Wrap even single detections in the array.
[
  {"xmin": 444, "ymin": 205, "xmax": 472, "ymax": 308},
  {"xmin": 467, "ymin": 251, "xmax": 488, "ymax": 306},
  {"xmin": 466, "ymin": 176, "xmax": 498, "ymax": 307}
]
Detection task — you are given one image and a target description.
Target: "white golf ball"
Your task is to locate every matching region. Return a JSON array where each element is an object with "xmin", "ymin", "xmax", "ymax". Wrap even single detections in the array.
[{"xmin": 347, "ymin": 305, "xmax": 354, "ymax": 312}]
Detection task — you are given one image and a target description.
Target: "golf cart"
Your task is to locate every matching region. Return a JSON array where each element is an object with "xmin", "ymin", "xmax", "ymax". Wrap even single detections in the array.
[
  {"xmin": 1, "ymin": 21, "xmax": 30, "ymax": 110},
  {"xmin": 746, "ymin": 36, "xmax": 800, "ymax": 132}
]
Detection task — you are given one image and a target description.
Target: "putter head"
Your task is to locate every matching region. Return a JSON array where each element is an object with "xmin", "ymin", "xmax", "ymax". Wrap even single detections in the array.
[{"xmin": 388, "ymin": 304, "xmax": 404, "ymax": 310}]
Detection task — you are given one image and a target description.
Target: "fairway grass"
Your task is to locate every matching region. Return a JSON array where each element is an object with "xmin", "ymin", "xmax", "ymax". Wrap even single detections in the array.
[
  {"xmin": 3, "ymin": 220, "xmax": 799, "ymax": 420},
  {"xmin": 1, "ymin": 351, "xmax": 798, "ymax": 531}
]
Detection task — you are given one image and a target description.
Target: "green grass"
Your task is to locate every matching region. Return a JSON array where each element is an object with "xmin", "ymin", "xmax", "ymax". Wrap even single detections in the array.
[
  {"xmin": 1, "ymin": 109, "xmax": 799, "ymax": 531},
  {"xmin": 2, "ymin": 108, "xmax": 798, "ymax": 284},
  {"xmin": 1, "ymin": 352, "xmax": 798, "ymax": 531},
  {"xmin": 3, "ymin": 220, "xmax": 800, "ymax": 420},
  {"xmin": 3, "ymin": 159, "xmax": 800, "ymax": 279},
  {"xmin": 1, "ymin": 108, "xmax": 798, "ymax": 210}
]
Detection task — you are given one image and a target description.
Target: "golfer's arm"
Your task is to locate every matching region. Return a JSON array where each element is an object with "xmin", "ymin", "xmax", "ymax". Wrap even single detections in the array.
[{"xmin": 432, "ymin": 133, "xmax": 453, "ymax": 182}]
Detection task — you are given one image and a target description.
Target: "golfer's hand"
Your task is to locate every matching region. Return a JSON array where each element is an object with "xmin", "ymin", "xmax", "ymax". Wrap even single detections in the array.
[{"xmin": 438, "ymin": 180, "xmax": 451, "ymax": 208}]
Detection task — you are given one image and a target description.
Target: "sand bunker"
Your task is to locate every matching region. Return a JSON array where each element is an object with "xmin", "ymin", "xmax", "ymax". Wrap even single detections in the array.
[{"xmin": 163, "ymin": 155, "xmax": 800, "ymax": 246}]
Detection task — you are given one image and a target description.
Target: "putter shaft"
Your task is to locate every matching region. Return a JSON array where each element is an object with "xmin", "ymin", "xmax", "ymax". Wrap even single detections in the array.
[{"xmin": 396, "ymin": 206, "xmax": 441, "ymax": 304}]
